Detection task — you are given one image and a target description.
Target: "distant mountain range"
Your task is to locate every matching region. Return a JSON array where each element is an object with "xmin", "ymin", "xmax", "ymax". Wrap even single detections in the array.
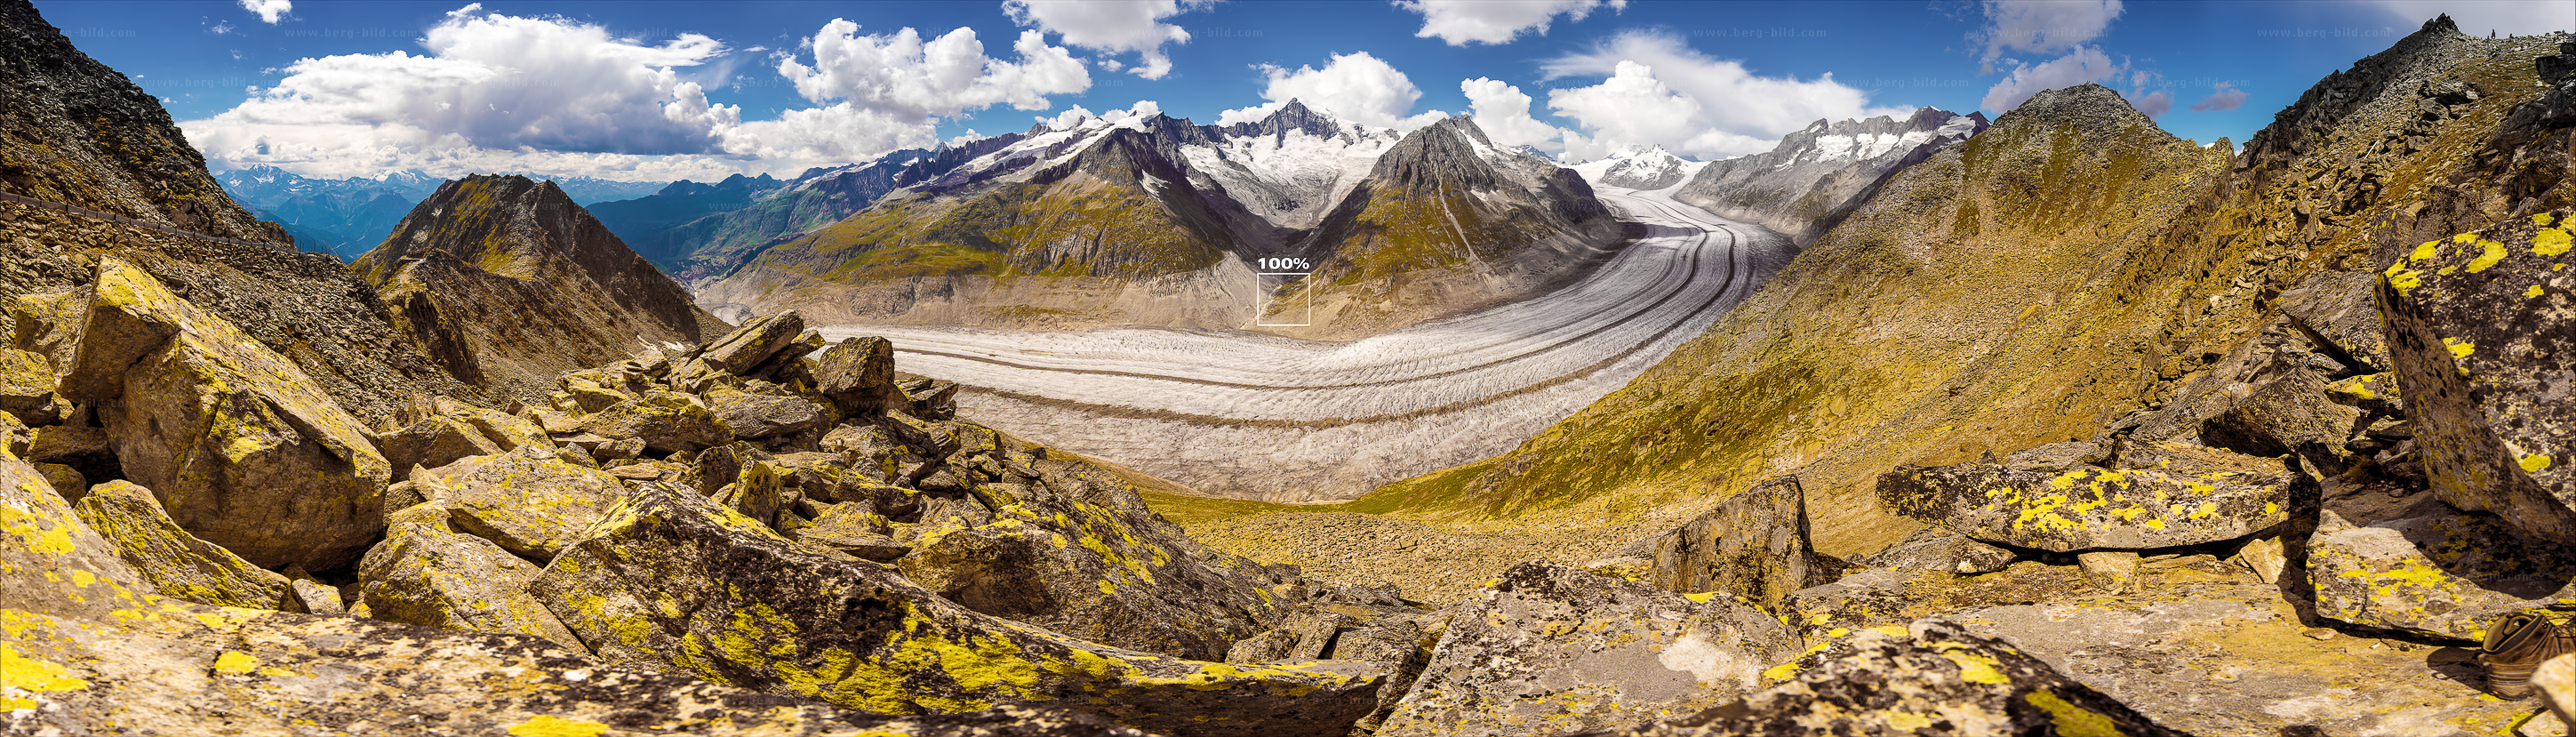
[
  {"xmin": 212, "ymin": 165, "xmax": 666, "ymax": 259},
  {"xmin": 688, "ymin": 100, "xmax": 1621, "ymax": 337}
]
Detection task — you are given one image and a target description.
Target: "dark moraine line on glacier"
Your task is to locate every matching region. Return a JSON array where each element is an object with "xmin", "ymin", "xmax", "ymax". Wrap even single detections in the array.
[{"xmin": 814, "ymin": 187, "xmax": 1796, "ymax": 503}]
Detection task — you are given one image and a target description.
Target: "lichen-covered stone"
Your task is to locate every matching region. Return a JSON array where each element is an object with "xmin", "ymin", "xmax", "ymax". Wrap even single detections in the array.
[
  {"xmin": 817, "ymin": 335, "xmax": 903, "ymax": 416},
  {"xmin": 0, "ymin": 346, "xmax": 60, "ymax": 424},
  {"xmin": 2307, "ymin": 508, "xmax": 2576, "ymax": 642},
  {"xmin": 530, "ymin": 483, "xmax": 1387, "ymax": 737},
  {"xmin": 900, "ymin": 377, "xmax": 961, "ymax": 421},
  {"xmin": 2377, "ymin": 209, "xmax": 2576, "ymax": 544},
  {"xmin": 409, "ymin": 445, "xmax": 631, "ymax": 561},
  {"xmin": 690, "ymin": 309, "xmax": 805, "ymax": 375},
  {"xmin": 1375, "ymin": 561, "xmax": 1794, "ymax": 737},
  {"xmin": 23, "ymin": 424, "xmax": 114, "ymax": 488},
  {"xmin": 2541, "ymin": 653, "xmax": 2576, "ymax": 727},
  {"xmin": 889, "ymin": 445, "xmax": 1291, "ymax": 661},
  {"xmin": 2277, "ymin": 268, "xmax": 2394, "ymax": 371},
  {"xmin": 377, "ymin": 403, "xmax": 549, "ymax": 482},
  {"xmin": 70, "ymin": 479, "xmax": 294, "ymax": 610},
  {"xmin": 706, "ymin": 386, "xmax": 833, "ymax": 440},
  {"xmin": 1877, "ymin": 445, "xmax": 2304, "ymax": 552},
  {"xmin": 2199, "ymin": 367, "xmax": 2368, "ymax": 475},
  {"xmin": 0, "ymin": 417, "xmax": 1135, "ymax": 736},
  {"xmin": 1579, "ymin": 620, "xmax": 2191, "ymax": 736},
  {"xmin": 1853, "ymin": 526, "xmax": 2016, "ymax": 574},
  {"xmin": 2328, "ymin": 372, "xmax": 2406, "ymax": 416},
  {"xmin": 60, "ymin": 259, "xmax": 390, "ymax": 571},
  {"xmin": 32, "ymin": 462, "xmax": 84, "ymax": 501},
  {"xmin": 1644, "ymin": 477, "xmax": 1826, "ymax": 611},
  {"xmin": 575, "ymin": 388, "xmax": 731, "ymax": 453},
  {"xmin": 357, "ymin": 503, "xmax": 586, "ymax": 651}
]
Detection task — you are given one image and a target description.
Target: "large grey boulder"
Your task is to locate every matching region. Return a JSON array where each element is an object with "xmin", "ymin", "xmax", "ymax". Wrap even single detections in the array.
[
  {"xmin": 2378, "ymin": 208, "xmax": 2576, "ymax": 545},
  {"xmin": 1644, "ymin": 477, "xmax": 1828, "ymax": 611},
  {"xmin": 817, "ymin": 335, "xmax": 905, "ymax": 416},
  {"xmin": 1375, "ymin": 561, "xmax": 1794, "ymax": 737},
  {"xmin": 408, "ymin": 445, "xmax": 632, "ymax": 561},
  {"xmin": 356, "ymin": 503, "xmax": 587, "ymax": 652},
  {"xmin": 2307, "ymin": 503, "xmax": 2576, "ymax": 642},
  {"xmin": 58, "ymin": 258, "xmax": 389, "ymax": 572},
  {"xmin": 1878, "ymin": 443, "xmax": 2306, "ymax": 551},
  {"xmin": 1577, "ymin": 620, "xmax": 2190, "ymax": 737},
  {"xmin": 72, "ymin": 479, "xmax": 295, "ymax": 610}
]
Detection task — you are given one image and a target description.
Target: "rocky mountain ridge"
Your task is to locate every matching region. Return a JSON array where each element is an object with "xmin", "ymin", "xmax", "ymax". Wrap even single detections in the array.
[
  {"xmin": 693, "ymin": 103, "xmax": 1620, "ymax": 336},
  {"xmin": 352, "ymin": 174, "xmax": 729, "ymax": 400},
  {"xmin": 1674, "ymin": 107, "xmax": 1988, "ymax": 245}
]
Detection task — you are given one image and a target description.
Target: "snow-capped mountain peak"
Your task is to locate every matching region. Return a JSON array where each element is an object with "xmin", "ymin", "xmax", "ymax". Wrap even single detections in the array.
[{"xmin": 1567, "ymin": 145, "xmax": 1705, "ymax": 190}]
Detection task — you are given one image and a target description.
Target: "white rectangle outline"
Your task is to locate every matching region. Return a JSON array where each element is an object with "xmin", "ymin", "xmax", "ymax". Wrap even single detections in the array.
[{"xmin": 1254, "ymin": 271, "xmax": 1312, "ymax": 326}]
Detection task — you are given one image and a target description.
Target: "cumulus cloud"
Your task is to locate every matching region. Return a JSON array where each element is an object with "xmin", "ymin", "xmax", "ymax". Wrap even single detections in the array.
[
  {"xmin": 1973, "ymin": 0, "xmax": 2121, "ymax": 69},
  {"xmin": 1396, "ymin": 0, "xmax": 1624, "ymax": 45},
  {"xmin": 183, "ymin": 6, "xmax": 1097, "ymax": 181},
  {"xmin": 185, "ymin": 3, "xmax": 741, "ymax": 173},
  {"xmin": 1540, "ymin": 30, "xmax": 1907, "ymax": 159},
  {"xmin": 2356, "ymin": 0, "xmax": 2571, "ymax": 36},
  {"xmin": 1978, "ymin": 44, "xmax": 2124, "ymax": 112},
  {"xmin": 1216, "ymin": 52, "xmax": 1446, "ymax": 130},
  {"xmin": 748, "ymin": 20, "xmax": 1088, "ymax": 162},
  {"xmin": 2188, "ymin": 82, "xmax": 2248, "ymax": 113},
  {"xmin": 778, "ymin": 21, "xmax": 1089, "ymax": 121},
  {"xmin": 238, "ymin": 0, "xmax": 290, "ymax": 24},
  {"xmin": 1460, "ymin": 77, "xmax": 1563, "ymax": 149},
  {"xmin": 1004, "ymin": 0, "xmax": 1209, "ymax": 80}
]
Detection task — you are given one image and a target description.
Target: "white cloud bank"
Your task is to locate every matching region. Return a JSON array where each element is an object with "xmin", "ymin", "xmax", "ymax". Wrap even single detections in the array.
[
  {"xmin": 1217, "ymin": 52, "xmax": 1447, "ymax": 130},
  {"xmin": 1396, "ymin": 0, "xmax": 1623, "ymax": 45},
  {"xmin": 1004, "ymin": 0, "xmax": 1211, "ymax": 80},
  {"xmin": 1539, "ymin": 30, "xmax": 1908, "ymax": 161},
  {"xmin": 182, "ymin": 4, "xmax": 1092, "ymax": 180}
]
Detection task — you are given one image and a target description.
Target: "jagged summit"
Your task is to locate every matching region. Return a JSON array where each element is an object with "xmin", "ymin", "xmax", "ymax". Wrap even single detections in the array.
[
  {"xmin": 1673, "ymin": 104, "xmax": 1986, "ymax": 244},
  {"xmin": 355, "ymin": 173, "xmax": 725, "ymax": 397}
]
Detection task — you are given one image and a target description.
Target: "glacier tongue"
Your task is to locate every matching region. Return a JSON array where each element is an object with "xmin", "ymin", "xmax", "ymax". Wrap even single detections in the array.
[{"xmin": 814, "ymin": 187, "xmax": 1791, "ymax": 502}]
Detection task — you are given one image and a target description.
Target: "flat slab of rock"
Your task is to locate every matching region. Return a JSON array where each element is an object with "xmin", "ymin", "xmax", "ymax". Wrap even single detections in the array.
[
  {"xmin": 574, "ymin": 389, "xmax": 732, "ymax": 453},
  {"xmin": 2379, "ymin": 208, "xmax": 2576, "ymax": 544},
  {"xmin": 2307, "ymin": 507, "xmax": 2576, "ymax": 642},
  {"xmin": 71, "ymin": 479, "xmax": 293, "ymax": 610},
  {"xmin": 60, "ymin": 259, "xmax": 389, "ymax": 571},
  {"xmin": 410, "ymin": 445, "xmax": 631, "ymax": 560},
  {"xmin": 1878, "ymin": 446, "xmax": 2303, "ymax": 551},
  {"xmin": 1589, "ymin": 620, "xmax": 2189, "ymax": 736},
  {"xmin": 1375, "ymin": 561, "xmax": 1793, "ymax": 737},
  {"xmin": 531, "ymin": 483, "xmax": 1387, "ymax": 737},
  {"xmin": 1854, "ymin": 526, "xmax": 2014, "ymax": 574}
]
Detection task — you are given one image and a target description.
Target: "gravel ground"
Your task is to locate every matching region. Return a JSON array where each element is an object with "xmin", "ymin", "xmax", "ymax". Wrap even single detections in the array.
[{"xmin": 1179, "ymin": 511, "xmax": 1676, "ymax": 605}]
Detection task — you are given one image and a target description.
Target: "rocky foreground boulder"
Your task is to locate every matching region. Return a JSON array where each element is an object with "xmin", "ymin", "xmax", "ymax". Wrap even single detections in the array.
[
  {"xmin": 1375, "ymin": 561, "xmax": 1794, "ymax": 737},
  {"xmin": 60, "ymin": 258, "xmax": 389, "ymax": 572},
  {"xmin": 2380, "ymin": 208, "xmax": 2576, "ymax": 545}
]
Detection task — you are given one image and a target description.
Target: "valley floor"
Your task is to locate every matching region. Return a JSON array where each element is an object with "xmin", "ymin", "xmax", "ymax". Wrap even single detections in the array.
[{"xmin": 816, "ymin": 187, "xmax": 1793, "ymax": 502}]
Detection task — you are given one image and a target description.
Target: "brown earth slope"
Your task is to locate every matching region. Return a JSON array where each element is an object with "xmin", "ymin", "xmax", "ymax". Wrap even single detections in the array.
[{"xmin": 0, "ymin": 0, "xmax": 476, "ymax": 423}]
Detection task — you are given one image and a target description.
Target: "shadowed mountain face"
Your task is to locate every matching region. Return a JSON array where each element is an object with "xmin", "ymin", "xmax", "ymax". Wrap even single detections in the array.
[
  {"xmin": 354, "ymin": 174, "xmax": 728, "ymax": 400},
  {"xmin": 1366, "ymin": 20, "xmax": 2576, "ymax": 558},
  {"xmin": 1275, "ymin": 116, "xmax": 1621, "ymax": 339},
  {"xmin": 693, "ymin": 106, "xmax": 1620, "ymax": 336},
  {"xmin": 1673, "ymin": 107, "xmax": 1988, "ymax": 246},
  {"xmin": 0, "ymin": 0, "xmax": 478, "ymax": 423}
]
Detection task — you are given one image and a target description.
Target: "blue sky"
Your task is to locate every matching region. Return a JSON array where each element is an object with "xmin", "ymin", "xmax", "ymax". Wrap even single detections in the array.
[{"xmin": 32, "ymin": 0, "xmax": 2572, "ymax": 182}]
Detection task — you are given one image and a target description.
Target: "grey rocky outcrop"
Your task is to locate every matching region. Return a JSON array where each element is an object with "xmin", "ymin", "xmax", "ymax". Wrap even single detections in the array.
[
  {"xmin": 530, "ymin": 482, "xmax": 1388, "ymax": 737},
  {"xmin": 1576, "ymin": 620, "xmax": 2188, "ymax": 737},
  {"xmin": 60, "ymin": 258, "xmax": 390, "ymax": 572},
  {"xmin": 1877, "ymin": 442, "xmax": 2306, "ymax": 552},
  {"xmin": 1643, "ymin": 477, "xmax": 1828, "ymax": 611},
  {"xmin": 71, "ymin": 478, "xmax": 296, "ymax": 610},
  {"xmin": 2378, "ymin": 208, "xmax": 2576, "ymax": 545},
  {"xmin": 1375, "ymin": 561, "xmax": 1794, "ymax": 737}
]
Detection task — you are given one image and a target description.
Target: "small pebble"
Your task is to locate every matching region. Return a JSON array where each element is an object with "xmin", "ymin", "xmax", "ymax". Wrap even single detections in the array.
[{"xmin": 2301, "ymin": 628, "xmax": 2337, "ymax": 641}]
